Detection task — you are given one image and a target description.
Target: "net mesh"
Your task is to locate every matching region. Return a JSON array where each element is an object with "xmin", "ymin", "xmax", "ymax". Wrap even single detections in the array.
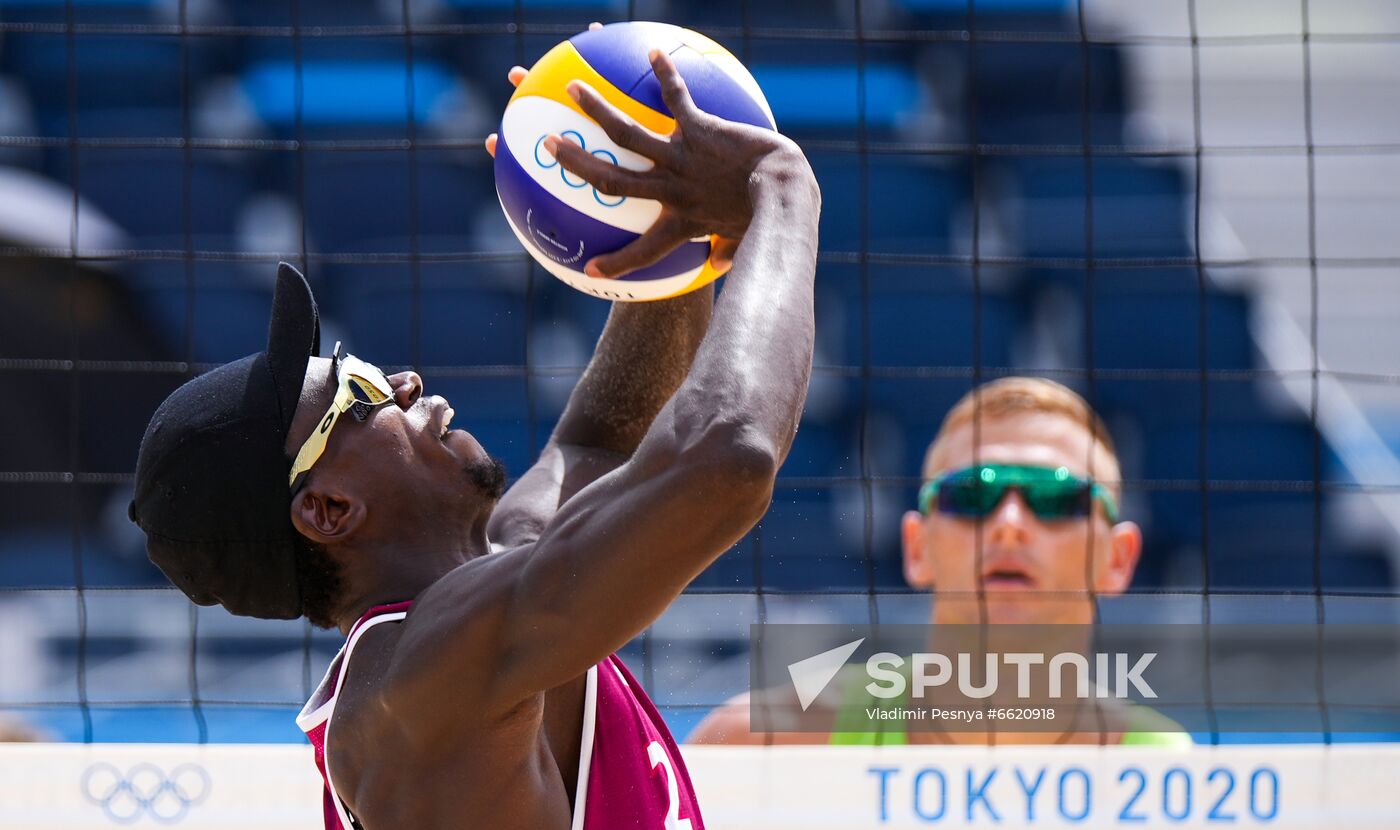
[{"xmin": 0, "ymin": 0, "xmax": 1397, "ymax": 754}]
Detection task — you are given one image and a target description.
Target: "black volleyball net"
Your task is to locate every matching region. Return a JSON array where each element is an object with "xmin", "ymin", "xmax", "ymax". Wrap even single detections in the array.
[{"xmin": 0, "ymin": 0, "xmax": 1398, "ymax": 758}]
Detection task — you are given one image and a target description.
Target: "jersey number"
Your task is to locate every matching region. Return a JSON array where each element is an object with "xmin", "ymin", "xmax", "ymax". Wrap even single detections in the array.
[{"xmin": 647, "ymin": 741, "xmax": 694, "ymax": 830}]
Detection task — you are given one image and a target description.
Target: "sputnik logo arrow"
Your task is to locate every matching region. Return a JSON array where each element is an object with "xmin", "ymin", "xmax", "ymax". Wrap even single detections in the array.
[{"xmin": 788, "ymin": 638, "xmax": 865, "ymax": 711}]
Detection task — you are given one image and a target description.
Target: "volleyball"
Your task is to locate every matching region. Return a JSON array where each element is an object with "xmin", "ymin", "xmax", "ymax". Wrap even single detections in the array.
[{"xmin": 493, "ymin": 21, "xmax": 776, "ymax": 302}]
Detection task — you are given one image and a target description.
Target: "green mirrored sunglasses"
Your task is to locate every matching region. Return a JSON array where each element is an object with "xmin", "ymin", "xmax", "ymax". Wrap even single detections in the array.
[{"xmin": 918, "ymin": 463, "xmax": 1119, "ymax": 524}]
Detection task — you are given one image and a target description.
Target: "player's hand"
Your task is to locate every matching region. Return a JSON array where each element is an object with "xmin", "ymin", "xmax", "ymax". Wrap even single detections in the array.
[
  {"xmin": 485, "ymin": 23, "xmax": 602, "ymax": 159},
  {"xmin": 546, "ymin": 50, "xmax": 807, "ymax": 279}
]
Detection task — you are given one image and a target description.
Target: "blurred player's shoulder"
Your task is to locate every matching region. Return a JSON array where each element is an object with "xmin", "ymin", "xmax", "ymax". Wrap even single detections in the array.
[
  {"xmin": 687, "ymin": 665, "xmax": 875, "ymax": 746},
  {"xmin": 1120, "ymin": 701, "xmax": 1194, "ymax": 748},
  {"xmin": 688, "ymin": 692, "xmax": 824, "ymax": 745}
]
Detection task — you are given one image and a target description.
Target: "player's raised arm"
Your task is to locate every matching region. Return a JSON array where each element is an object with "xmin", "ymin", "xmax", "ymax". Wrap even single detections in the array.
[
  {"xmin": 484, "ymin": 48, "xmax": 716, "ymax": 548},
  {"xmin": 486, "ymin": 291, "xmax": 714, "ymax": 548},
  {"xmin": 389, "ymin": 49, "xmax": 819, "ymax": 714}
]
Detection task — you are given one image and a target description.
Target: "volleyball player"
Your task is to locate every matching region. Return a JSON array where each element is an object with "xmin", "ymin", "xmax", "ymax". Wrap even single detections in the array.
[
  {"xmin": 691, "ymin": 377, "xmax": 1190, "ymax": 746},
  {"xmin": 129, "ymin": 51, "xmax": 820, "ymax": 828}
]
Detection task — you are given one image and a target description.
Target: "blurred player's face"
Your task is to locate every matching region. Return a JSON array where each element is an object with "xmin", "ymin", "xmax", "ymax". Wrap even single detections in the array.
[
  {"xmin": 285, "ymin": 357, "xmax": 505, "ymax": 555},
  {"xmin": 902, "ymin": 412, "xmax": 1141, "ymax": 626}
]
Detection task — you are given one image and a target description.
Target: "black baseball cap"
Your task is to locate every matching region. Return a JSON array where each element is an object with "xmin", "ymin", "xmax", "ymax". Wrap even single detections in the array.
[{"xmin": 129, "ymin": 263, "xmax": 321, "ymax": 619}]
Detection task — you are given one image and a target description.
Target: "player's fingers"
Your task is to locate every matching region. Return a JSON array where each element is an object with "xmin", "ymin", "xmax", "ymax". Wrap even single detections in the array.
[
  {"xmin": 709, "ymin": 236, "xmax": 739, "ymax": 275},
  {"xmin": 567, "ymin": 81, "xmax": 674, "ymax": 164},
  {"xmin": 588, "ymin": 21, "xmax": 602, "ymax": 30},
  {"xmin": 545, "ymin": 134, "xmax": 669, "ymax": 201},
  {"xmin": 585, "ymin": 216, "xmax": 692, "ymax": 279},
  {"xmin": 648, "ymin": 49, "xmax": 700, "ymax": 123},
  {"xmin": 485, "ymin": 133, "xmax": 498, "ymax": 158},
  {"xmin": 508, "ymin": 66, "xmax": 527, "ymax": 88}
]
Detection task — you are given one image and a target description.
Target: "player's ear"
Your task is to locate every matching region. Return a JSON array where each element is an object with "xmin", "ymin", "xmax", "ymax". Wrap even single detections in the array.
[
  {"xmin": 1096, "ymin": 519, "xmax": 1142, "ymax": 596},
  {"xmin": 902, "ymin": 510, "xmax": 935, "ymax": 589},
  {"xmin": 290, "ymin": 483, "xmax": 367, "ymax": 546}
]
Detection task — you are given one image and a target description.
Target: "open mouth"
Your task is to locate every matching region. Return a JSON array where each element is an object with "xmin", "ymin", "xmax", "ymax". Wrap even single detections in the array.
[
  {"xmin": 981, "ymin": 565, "xmax": 1035, "ymax": 590},
  {"xmin": 434, "ymin": 401, "xmax": 455, "ymax": 439}
]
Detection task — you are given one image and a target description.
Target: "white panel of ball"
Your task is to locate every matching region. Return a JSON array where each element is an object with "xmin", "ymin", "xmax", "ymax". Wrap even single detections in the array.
[{"xmin": 502, "ymin": 95, "xmax": 665, "ymax": 235}]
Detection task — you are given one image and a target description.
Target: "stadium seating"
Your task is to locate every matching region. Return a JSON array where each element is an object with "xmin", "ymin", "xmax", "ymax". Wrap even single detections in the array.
[
  {"xmin": 125, "ymin": 261, "xmax": 277, "ymax": 364},
  {"xmin": 240, "ymin": 58, "xmax": 462, "ymax": 138},
  {"xmin": 750, "ymin": 62, "xmax": 925, "ymax": 141},
  {"xmin": 809, "ymin": 152, "xmax": 967, "ymax": 256},
  {"xmin": 335, "ymin": 261, "xmax": 529, "ymax": 369},
  {"xmin": 0, "ymin": 0, "xmax": 1388, "ymax": 604},
  {"xmin": 1091, "ymin": 288, "xmax": 1255, "ymax": 372},
  {"xmin": 15, "ymin": 39, "xmax": 216, "ymax": 136},
  {"xmin": 1007, "ymin": 157, "xmax": 1191, "ymax": 259},
  {"xmin": 49, "ymin": 149, "xmax": 250, "ymax": 249},
  {"xmin": 299, "ymin": 152, "xmax": 488, "ymax": 254}
]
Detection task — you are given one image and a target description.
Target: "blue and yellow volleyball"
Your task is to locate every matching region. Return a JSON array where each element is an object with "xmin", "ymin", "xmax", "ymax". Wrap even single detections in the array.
[{"xmin": 493, "ymin": 22, "xmax": 776, "ymax": 302}]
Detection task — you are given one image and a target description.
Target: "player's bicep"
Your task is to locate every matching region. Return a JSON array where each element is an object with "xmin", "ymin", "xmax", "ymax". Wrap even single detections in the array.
[{"xmin": 491, "ymin": 441, "xmax": 771, "ymax": 701}]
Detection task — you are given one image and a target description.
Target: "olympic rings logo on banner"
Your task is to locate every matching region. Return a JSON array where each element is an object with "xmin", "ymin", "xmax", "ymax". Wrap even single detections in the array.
[
  {"xmin": 534, "ymin": 132, "xmax": 627, "ymax": 208},
  {"xmin": 81, "ymin": 762, "xmax": 211, "ymax": 824}
]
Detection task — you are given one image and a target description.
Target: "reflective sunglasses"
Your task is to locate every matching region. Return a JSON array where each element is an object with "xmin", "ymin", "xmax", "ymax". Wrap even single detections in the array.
[
  {"xmin": 918, "ymin": 463, "xmax": 1119, "ymax": 524},
  {"xmin": 288, "ymin": 342, "xmax": 395, "ymax": 493}
]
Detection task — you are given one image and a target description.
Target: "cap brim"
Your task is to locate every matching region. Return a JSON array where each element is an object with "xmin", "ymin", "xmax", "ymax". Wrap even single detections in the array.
[{"xmin": 265, "ymin": 262, "xmax": 321, "ymax": 433}]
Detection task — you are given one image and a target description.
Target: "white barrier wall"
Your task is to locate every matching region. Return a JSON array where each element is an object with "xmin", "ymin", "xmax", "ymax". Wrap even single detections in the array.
[{"xmin": 1, "ymin": 743, "xmax": 1397, "ymax": 829}]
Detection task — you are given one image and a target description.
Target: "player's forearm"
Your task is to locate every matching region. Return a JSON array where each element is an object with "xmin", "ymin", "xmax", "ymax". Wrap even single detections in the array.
[
  {"xmin": 667, "ymin": 152, "xmax": 820, "ymax": 467},
  {"xmin": 552, "ymin": 286, "xmax": 713, "ymax": 456}
]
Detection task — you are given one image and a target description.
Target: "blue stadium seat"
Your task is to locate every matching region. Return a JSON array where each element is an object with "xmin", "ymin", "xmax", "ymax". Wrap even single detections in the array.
[
  {"xmin": 300, "ymin": 153, "xmax": 489, "ymax": 254},
  {"xmin": 0, "ymin": 0, "xmax": 202, "ymax": 23},
  {"xmin": 443, "ymin": 0, "xmax": 628, "ymax": 14},
  {"xmin": 896, "ymin": 0, "xmax": 1070, "ymax": 14},
  {"xmin": 1146, "ymin": 419, "xmax": 1318, "ymax": 483},
  {"xmin": 830, "ymin": 268, "xmax": 1016, "ymax": 371},
  {"xmin": 810, "ymin": 153, "xmax": 967, "ymax": 256},
  {"xmin": 1165, "ymin": 524, "xmax": 1394, "ymax": 595},
  {"xmin": 966, "ymin": 41, "xmax": 1125, "ymax": 145},
  {"xmin": 40, "ymin": 109, "xmax": 189, "ymax": 143},
  {"xmin": 665, "ymin": 0, "xmax": 845, "ymax": 30},
  {"xmin": 2, "ymin": 30, "xmax": 227, "ymax": 135},
  {"xmin": 0, "ymin": 530, "xmax": 165, "ymax": 587},
  {"xmin": 1094, "ymin": 377, "xmax": 1278, "ymax": 430},
  {"xmin": 749, "ymin": 63, "xmax": 924, "ymax": 140},
  {"xmin": 50, "ymin": 149, "xmax": 249, "ymax": 249},
  {"xmin": 0, "ymin": 79, "xmax": 43, "ymax": 169},
  {"xmin": 1008, "ymin": 157, "xmax": 1191, "ymax": 258},
  {"xmin": 1090, "ymin": 288, "xmax": 1253, "ymax": 372},
  {"xmin": 334, "ymin": 262, "xmax": 528, "ymax": 370},
  {"xmin": 124, "ymin": 261, "xmax": 276, "ymax": 364},
  {"xmin": 1321, "ymin": 550, "xmax": 1396, "ymax": 594},
  {"xmin": 438, "ymin": 4, "xmax": 625, "ymax": 111},
  {"xmin": 894, "ymin": 3, "xmax": 1124, "ymax": 143},
  {"xmin": 227, "ymin": 0, "xmax": 390, "ymax": 27},
  {"xmin": 240, "ymin": 59, "xmax": 462, "ymax": 138}
]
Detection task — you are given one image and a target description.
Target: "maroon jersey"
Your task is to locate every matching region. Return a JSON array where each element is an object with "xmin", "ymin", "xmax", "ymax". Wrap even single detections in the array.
[{"xmin": 297, "ymin": 602, "xmax": 704, "ymax": 830}]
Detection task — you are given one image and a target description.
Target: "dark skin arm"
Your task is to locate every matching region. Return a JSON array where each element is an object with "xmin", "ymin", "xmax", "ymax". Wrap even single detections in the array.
[
  {"xmin": 386, "ymin": 49, "xmax": 821, "ymax": 728},
  {"xmin": 485, "ymin": 288, "xmax": 714, "ymax": 549}
]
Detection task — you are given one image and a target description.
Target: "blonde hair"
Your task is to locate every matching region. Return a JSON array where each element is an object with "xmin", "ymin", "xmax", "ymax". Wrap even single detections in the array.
[{"xmin": 923, "ymin": 377, "xmax": 1119, "ymax": 487}]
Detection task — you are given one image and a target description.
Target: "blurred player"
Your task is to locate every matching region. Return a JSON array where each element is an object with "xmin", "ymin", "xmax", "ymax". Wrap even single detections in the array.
[
  {"xmin": 0, "ymin": 714, "xmax": 47, "ymax": 742},
  {"xmin": 691, "ymin": 377, "xmax": 1189, "ymax": 746},
  {"xmin": 129, "ymin": 50, "xmax": 820, "ymax": 828}
]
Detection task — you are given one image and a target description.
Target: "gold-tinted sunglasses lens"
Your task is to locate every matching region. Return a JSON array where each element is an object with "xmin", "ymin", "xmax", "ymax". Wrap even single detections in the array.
[{"xmin": 348, "ymin": 374, "xmax": 390, "ymax": 404}]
